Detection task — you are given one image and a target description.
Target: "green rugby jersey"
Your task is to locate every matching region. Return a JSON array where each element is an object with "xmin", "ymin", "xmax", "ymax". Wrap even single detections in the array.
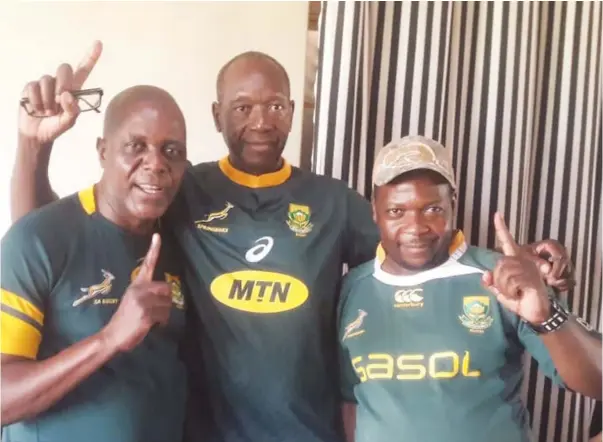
[
  {"xmin": 167, "ymin": 157, "xmax": 379, "ymax": 442},
  {"xmin": 1, "ymin": 186, "xmax": 187, "ymax": 442},
  {"xmin": 338, "ymin": 231, "xmax": 567, "ymax": 442}
]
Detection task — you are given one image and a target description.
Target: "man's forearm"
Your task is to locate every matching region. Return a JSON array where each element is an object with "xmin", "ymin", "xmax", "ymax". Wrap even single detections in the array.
[
  {"xmin": 342, "ymin": 402, "xmax": 356, "ymax": 442},
  {"xmin": 542, "ymin": 317, "xmax": 602, "ymax": 398},
  {"xmin": 11, "ymin": 136, "xmax": 58, "ymax": 223},
  {"xmin": 1, "ymin": 330, "xmax": 118, "ymax": 425}
]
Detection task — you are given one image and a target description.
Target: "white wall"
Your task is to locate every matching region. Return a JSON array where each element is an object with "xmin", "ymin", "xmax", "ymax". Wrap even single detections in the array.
[{"xmin": 0, "ymin": 1, "xmax": 309, "ymax": 236}]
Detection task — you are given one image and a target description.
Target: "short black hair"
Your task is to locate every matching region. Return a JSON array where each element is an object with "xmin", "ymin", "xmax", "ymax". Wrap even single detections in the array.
[{"xmin": 216, "ymin": 51, "xmax": 291, "ymax": 100}]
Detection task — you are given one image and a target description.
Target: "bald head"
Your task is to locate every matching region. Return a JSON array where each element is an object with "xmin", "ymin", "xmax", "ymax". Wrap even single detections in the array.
[
  {"xmin": 216, "ymin": 51, "xmax": 290, "ymax": 101},
  {"xmin": 103, "ymin": 85, "xmax": 185, "ymax": 138}
]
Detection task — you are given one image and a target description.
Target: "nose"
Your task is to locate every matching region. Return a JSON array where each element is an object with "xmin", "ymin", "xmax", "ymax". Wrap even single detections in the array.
[
  {"xmin": 142, "ymin": 146, "xmax": 168, "ymax": 173},
  {"xmin": 248, "ymin": 105, "xmax": 270, "ymax": 131},
  {"xmin": 402, "ymin": 210, "xmax": 430, "ymax": 235}
]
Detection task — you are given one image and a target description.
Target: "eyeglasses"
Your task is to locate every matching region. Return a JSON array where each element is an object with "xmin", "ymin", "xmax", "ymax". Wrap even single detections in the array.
[{"xmin": 20, "ymin": 88, "xmax": 104, "ymax": 118}]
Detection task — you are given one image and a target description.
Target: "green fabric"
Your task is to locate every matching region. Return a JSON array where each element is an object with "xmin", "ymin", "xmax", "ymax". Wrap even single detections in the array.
[
  {"xmin": 168, "ymin": 162, "xmax": 380, "ymax": 442},
  {"xmin": 338, "ymin": 240, "xmax": 566, "ymax": 442},
  {"xmin": 1, "ymin": 192, "xmax": 187, "ymax": 442}
]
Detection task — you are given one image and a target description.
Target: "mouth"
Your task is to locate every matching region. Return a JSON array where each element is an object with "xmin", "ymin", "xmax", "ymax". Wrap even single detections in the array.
[
  {"xmin": 134, "ymin": 184, "xmax": 169, "ymax": 198},
  {"xmin": 400, "ymin": 241, "xmax": 436, "ymax": 254},
  {"xmin": 245, "ymin": 142, "xmax": 273, "ymax": 149}
]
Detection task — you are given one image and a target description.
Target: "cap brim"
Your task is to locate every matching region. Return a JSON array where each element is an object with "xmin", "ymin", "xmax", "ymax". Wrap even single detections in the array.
[{"xmin": 374, "ymin": 164, "xmax": 456, "ymax": 190}]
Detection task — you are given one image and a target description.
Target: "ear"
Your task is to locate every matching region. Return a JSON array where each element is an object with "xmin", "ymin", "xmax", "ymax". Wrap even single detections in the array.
[
  {"xmin": 372, "ymin": 199, "xmax": 378, "ymax": 225},
  {"xmin": 450, "ymin": 190, "xmax": 458, "ymax": 225},
  {"xmin": 450, "ymin": 189, "xmax": 457, "ymax": 211},
  {"xmin": 287, "ymin": 100, "xmax": 295, "ymax": 128},
  {"xmin": 212, "ymin": 102, "xmax": 222, "ymax": 132},
  {"xmin": 96, "ymin": 137, "xmax": 107, "ymax": 168}
]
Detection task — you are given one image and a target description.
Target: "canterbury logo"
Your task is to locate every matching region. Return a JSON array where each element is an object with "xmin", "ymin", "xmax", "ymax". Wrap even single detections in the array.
[
  {"xmin": 342, "ymin": 309, "xmax": 367, "ymax": 341},
  {"xmin": 197, "ymin": 202, "xmax": 234, "ymax": 223},
  {"xmin": 73, "ymin": 270, "xmax": 115, "ymax": 307},
  {"xmin": 394, "ymin": 289, "xmax": 424, "ymax": 303},
  {"xmin": 394, "ymin": 288, "xmax": 424, "ymax": 308}
]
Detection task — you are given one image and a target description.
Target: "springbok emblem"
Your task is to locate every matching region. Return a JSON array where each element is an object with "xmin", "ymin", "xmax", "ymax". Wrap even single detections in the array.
[
  {"xmin": 197, "ymin": 202, "xmax": 234, "ymax": 224},
  {"xmin": 73, "ymin": 269, "xmax": 115, "ymax": 307},
  {"xmin": 342, "ymin": 309, "xmax": 368, "ymax": 341}
]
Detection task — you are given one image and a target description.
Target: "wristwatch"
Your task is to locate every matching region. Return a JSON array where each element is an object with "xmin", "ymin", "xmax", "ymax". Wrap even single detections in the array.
[{"xmin": 527, "ymin": 296, "xmax": 570, "ymax": 334}]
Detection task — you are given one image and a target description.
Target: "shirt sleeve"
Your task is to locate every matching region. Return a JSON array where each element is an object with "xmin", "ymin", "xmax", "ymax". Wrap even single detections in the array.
[
  {"xmin": 1, "ymin": 220, "xmax": 52, "ymax": 359},
  {"xmin": 344, "ymin": 188, "xmax": 380, "ymax": 269},
  {"xmin": 337, "ymin": 275, "xmax": 361, "ymax": 403},
  {"xmin": 515, "ymin": 291, "xmax": 601, "ymax": 387},
  {"xmin": 517, "ymin": 319, "xmax": 565, "ymax": 386}
]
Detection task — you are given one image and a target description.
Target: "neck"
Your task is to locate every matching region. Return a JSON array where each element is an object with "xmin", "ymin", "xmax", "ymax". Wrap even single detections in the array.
[
  {"xmin": 228, "ymin": 154, "xmax": 283, "ymax": 176},
  {"xmin": 95, "ymin": 183, "xmax": 157, "ymax": 235}
]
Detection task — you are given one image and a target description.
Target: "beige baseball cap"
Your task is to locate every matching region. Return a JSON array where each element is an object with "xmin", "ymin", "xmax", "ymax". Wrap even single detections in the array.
[{"xmin": 372, "ymin": 135, "xmax": 456, "ymax": 190}]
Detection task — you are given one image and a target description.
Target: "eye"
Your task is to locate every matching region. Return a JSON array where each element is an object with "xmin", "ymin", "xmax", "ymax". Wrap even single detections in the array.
[
  {"xmin": 386, "ymin": 208, "xmax": 403, "ymax": 216},
  {"xmin": 125, "ymin": 140, "xmax": 146, "ymax": 153},
  {"xmin": 234, "ymin": 105, "xmax": 250, "ymax": 113},
  {"xmin": 163, "ymin": 143, "xmax": 186, "ymax": 159},
  {"xmin": 425, "ymin": 206, "xmax": 444, "ymax": 214},
  {"xmin": 269, "ymin": 103, "xmax": 284, "ymax": 111}
]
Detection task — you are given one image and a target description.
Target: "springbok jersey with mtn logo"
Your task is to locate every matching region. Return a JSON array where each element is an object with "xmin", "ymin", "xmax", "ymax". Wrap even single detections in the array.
[
  {"xmin": 167, "ymin": 157, "xmax": 379, "ymax": 442},
  {"xmin": 0, "ymin": 186, "xmax": 187, "ymax": 442},
  {"xmin": 338, "ymin": 231, "xmax": 568, "ymax": 442}
]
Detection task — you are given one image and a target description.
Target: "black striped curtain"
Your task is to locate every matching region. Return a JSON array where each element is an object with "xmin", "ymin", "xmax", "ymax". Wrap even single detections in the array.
[{"xmin": 313, "ymin": 2, "xmax": 602, "ymax": 441}]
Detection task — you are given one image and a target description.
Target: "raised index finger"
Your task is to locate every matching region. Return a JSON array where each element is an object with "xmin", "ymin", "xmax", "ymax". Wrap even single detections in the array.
[
  {"xmin": 494, "ymin": 212, "xmax": 520, "ymax": 257},
  {"xmin": 73, "ymin": 40, "xmax": 103, "ymax": 89},
  {"xmin": 135, "ymin": 233, "xmax": 161, "ymax": 282}
]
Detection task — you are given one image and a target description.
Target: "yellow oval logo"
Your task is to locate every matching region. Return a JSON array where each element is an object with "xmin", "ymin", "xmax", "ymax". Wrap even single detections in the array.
[{"xmin": 210, "ymin": 270, "xmax": 309, "ymax": 314}]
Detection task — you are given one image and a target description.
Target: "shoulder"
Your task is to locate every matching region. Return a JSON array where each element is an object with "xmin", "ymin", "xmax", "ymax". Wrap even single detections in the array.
[
  {"xmin": 458, "ymin": 245, "xmax": 502, "ymax": 272},
  {"xmin": 341, "ymin": 261, "xmax": 375, "ymax": 300},
  {"xmin": 188, "ymin": 161, "xmax": 221, "ymax": 184},
  {"xmin": 1, "ymin": 193, "xmax": 85, "ymax": 292},
  {"xmin": 166, "ymin": 161, "xmax": 219, "ymax": 221},
  {"xmin": 177, "ymin": 161, "xmax": 221, "ymax": 193},
  {"xmin": 2, "ymin": 193, "xmax": 84, "ymax": 250},
  {"xmin": 189, "ymin": 160, "xmax": 219, "ymax": 176},
  {"xmin": 338, "ymin": 261, "xmax": 375, "ymax": 324},
  {"xmin": 291, "ymin": 167, "xmax": 356, "ymax": 194}
]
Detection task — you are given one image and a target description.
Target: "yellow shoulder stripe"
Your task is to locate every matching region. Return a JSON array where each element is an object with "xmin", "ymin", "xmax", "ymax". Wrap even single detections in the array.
[
  {"xmin": 1, "ymin": 289, "xmax": 44, "ymax": 327},
  {"xmin": 78, "ymin": 186, "xmax": 96, "ymax": 215},
  {"xmin": 0, "ymin": 311, "xmax": 41, "ymax": 359}
]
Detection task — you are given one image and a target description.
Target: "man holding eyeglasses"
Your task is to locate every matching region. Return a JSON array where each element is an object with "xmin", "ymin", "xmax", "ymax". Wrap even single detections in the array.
[{"xmin": 2, "ymin": 41, "xmax": 191, "ymax": 442}]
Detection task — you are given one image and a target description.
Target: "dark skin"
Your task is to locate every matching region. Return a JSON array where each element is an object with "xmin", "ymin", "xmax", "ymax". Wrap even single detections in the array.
[
  {"xmin": 212, "ymin": 52, "xmax": 294, "ymax": 176},
  {"xmin": 370, "ymin": 169, "xmax": 601, "ymax": 397},
  {"xmin": 2, "ymin": 79, "xmax": 188, "ymax": 424},
  {"xmin": 373, "ymin": 170, "xmax": 456, "ymax": 275},
  {"xmin": 97, "ymin": 85, "xmax": 188, "ymax": 233}
]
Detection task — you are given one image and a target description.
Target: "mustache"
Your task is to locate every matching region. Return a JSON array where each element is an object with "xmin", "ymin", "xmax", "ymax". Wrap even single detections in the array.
[{"xmin": 397, "ymin": 237, "xmax": 437, "ymax": 247}]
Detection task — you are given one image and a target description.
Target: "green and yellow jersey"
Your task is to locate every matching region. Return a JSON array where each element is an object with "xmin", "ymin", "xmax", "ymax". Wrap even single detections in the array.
[
  {"xmin": 167, "ymin": 157, "xmax": 379, "ymax": 442},
  {"xmin": 1, "ymin": 186, "xmax": 187, "ymax": 442},
  {"xmin": 338, "ymin": 231, "xmax": 568, "ymax": 442}
]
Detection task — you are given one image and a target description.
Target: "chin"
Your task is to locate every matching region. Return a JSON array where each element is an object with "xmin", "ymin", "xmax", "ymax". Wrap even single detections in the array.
[
  {"xmin": 396, "ymin": 252, "xmax": 440, "ymax": 271},
  {"xmin": 243, "ymin": 144, "xmax": 282, "ymax": 162},
  {"xmin": 131, "ymin": 202, "xmax": 169, "ymax": 222}
]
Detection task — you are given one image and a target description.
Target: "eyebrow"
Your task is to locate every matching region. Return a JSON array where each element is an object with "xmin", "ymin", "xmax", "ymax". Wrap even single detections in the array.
[
  {"xmin": 125, "ymin": 134, "xmax": 185, "ymax": 146},
  {"xmin": 387, "ymin": 195, "xmax": 446, "ymax": 206},
  {"xmin": 231, "ymin": 92, "xmax": 289, "ymax": 102}
]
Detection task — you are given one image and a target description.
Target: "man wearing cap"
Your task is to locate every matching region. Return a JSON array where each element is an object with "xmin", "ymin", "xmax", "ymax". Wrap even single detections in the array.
[{"xmin": 337, "ymin": 135, "xmax": 602, "ymax": 442}]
